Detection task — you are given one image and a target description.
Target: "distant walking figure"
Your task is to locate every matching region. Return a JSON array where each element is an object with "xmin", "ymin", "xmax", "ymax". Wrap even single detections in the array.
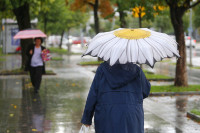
[
  {"xmin": 81, "ymin": 62, "xmax": 151, "ymax": 133},
  {"xmin": 26, "ymin": 37, "xmax": 46, "ymax": 93}
]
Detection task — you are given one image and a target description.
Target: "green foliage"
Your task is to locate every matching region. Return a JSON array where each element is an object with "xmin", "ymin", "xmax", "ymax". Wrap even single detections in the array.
[
  {"xmin": 191, "ymin": 109, "xmax": 200, "ymax": 116},
  {"xmin": 100, "ymin": 19, "xmax": 113, "ymax": 32},
  {"xmin": 150, "ymin": 85, "xmax": 200, "ymax": 93},
  {"xmin": 153, "ymin": 9, "xmax": 173, "ymax": 34},
  {"xmin": 194, "ymin": 4, "xmax": 200, "ymax": 29},
  {"xmin": 51, "ymin": 57, "xmax": 64, "ymax": 61},
  {"xmin": 131, "ymin": 0, "xmax": 166, "ymax": 22},
  {"xmin": 48, "ymin": 47, "xmax": 68, "ymax": 54},
  {"xmin": 0, "ymin": 0, "xmax": 14, "ymax": 27},
  {"xmin": 79, "ymin": 61, "xmax": 104, "ymax": 65},
  {"xmin": 183, "ymin": 12, "xmax": 189, "ymax": 33},
  {"xmin": 0, "ymin": 47, "xmax": 3, "ymax": 56},
  {"xmin": 145, "ymin": 73, "xmax": 172, "ymax": 80},
  {"xmin": 34, "ymin": 0, "xmax": 89, "ymax": 35},
  {"xmin": 143, "ymin": 70, "xmax": 172, "ymax": 80}
]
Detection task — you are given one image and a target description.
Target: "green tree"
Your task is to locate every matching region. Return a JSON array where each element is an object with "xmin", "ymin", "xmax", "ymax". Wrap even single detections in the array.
[
  {"xmin": 153, "ymin": 9, "xmax": 173, "ymax": 33},
  {"xmin": 113, "ymin": 0, "xmax": 131, "ymax": 28},
  {"xmin": 8, "ymin": 0, "xmax": 33, "ymax": 69},
  {"xmin": 131, "ymin": 0, "xmax": 165, "ymax": 28},
  {"xmin": 70, "ymin": 0, "xmax": 113, "ymax": 34},
  {"xmin": 36, "ymin": 0, "xmax": 88, "ymax": 49},
  {"xmin": 164, "ymin": 0, "xmax": 200, "ymax": 86},
  {"xmin": 194, "ymin": 4, "xmax": 200, "ymax": 33},
  {"xmin": 0, "ymin": 0, "xmax": 14, "ymax": 32}
]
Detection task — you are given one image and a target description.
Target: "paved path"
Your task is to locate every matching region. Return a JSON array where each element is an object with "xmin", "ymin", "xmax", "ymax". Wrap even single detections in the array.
[{"xmin": 0, "ymin": 51, "xmax": 200, "ymax": 132}]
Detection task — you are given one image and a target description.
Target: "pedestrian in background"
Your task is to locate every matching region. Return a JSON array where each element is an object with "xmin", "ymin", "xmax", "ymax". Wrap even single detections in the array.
[
  {"xmin": 26, "ymin": 37, "xmax": 46, "ymax": 93},
  {"xmin": 80, "ymin": 62, "xmax": 151, "ymax": 133}
]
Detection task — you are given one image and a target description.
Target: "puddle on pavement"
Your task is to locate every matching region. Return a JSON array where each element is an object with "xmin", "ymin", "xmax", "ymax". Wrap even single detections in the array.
[
  {"xmin": 1, "ymin": 54, "xmax": 200, "ymax": 133},
  {"xmin": 0, "ymin": 77, "xmax": 90, "ymax": 133},
  {"xmin": 1, "ymin": 77, "xmax": 200, "ymax": 133}
]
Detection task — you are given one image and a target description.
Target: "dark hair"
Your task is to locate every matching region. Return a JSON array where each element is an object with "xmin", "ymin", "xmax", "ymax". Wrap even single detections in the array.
[{"xmin": 34, "ymin": 37, "xmax": 43, "ymax": 44}]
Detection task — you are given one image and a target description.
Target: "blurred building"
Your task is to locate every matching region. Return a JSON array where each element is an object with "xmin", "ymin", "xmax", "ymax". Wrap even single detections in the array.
[{"xmin": 0, "ymin": 18, "xmax": 37, "ymax": 54}]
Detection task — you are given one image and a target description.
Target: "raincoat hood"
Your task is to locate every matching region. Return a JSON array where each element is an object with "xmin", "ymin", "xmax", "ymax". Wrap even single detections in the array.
[{"xmin": 101, "ymin": 62, "xmax": 140, "ymax": 89}]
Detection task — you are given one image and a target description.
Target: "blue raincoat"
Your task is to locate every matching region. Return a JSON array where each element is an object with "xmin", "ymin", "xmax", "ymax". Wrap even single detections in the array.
[{"xmin": 81, "ymin": 62, "xmax": 151, "ymax": 133}]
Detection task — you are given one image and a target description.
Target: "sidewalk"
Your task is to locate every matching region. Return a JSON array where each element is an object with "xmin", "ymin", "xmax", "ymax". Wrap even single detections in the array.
[
  {"xmin": 0, "ymin": 53, "xmax": 200, "ymax": 132},
  {"xmin": 144, "ymin": 96, "xmax": 200, "ymax": 133}
]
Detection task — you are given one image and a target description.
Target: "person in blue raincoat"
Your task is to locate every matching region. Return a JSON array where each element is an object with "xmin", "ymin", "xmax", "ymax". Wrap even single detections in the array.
[{"xmin": 81, "ymin": 62, "xmax": 151, "ymax": 133}]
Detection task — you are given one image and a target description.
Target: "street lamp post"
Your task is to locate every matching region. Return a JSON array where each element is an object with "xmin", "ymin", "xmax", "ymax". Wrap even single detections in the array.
[{"xmin": 188, "ymin": 7, "xmax": 193, "ymax": 67}]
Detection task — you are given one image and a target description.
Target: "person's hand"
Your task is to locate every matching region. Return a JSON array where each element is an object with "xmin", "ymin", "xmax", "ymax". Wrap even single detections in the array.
[
  {"xmin": 84, "ymin": 124, "xmax": 90, "ymax": 127},
  {"xmin": 42, "ymin": 49, "xmax": 46, "ymax": 52},
  {"xmin": 29, "ymin": 50, "xmax": 33, "ymax": 55}
]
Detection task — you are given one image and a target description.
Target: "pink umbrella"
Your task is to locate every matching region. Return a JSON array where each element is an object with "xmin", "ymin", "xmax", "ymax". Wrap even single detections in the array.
[{"xmin": 14, "ymin": 29, "xmax": 47, "ymax": 39}]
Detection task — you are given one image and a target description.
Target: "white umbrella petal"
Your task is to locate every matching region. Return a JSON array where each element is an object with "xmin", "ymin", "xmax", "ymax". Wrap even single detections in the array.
[
  {"xmin": 110, "ymin": 39, "xmax": 128, "ymax": 65},
  {"xmin": 137, "ymin": 48, "xmax": 146, "ymax": 64},
  {"xmin": 151, "ymin": 33, "xmax": 177, "ymax": 48},
  {"xmin": 152, "ymin": 49, "xmax": 162, "ymax": 61},
  {"xmin": 126, "ymin": 40, "xmax": 132, "ymax": 62},
  {"xmin": 90, "ymin": 30, "xmax": 117, "ymax": 42},
  {"xmin": 83, "ymin": 28, "xmax": 180, "ymax": 67},
  {"xmin": 150, "ymin": 35, "xmax": 179, "ymax": 57},
  {"xmin": 129, "ymin": 40, "xmax": 139, "ymax": 63},
  {"xmin": 149, "ymin": 36, "xmax": 173, "ymax": 57},
  {"xmin": 144, "ymin": 38, "xmax": 166, "ymax": 58},
  {"xmin": 137, "ymin": 39, "xmax": 154, "ymax": 66},
  {"xmin": 119, "ymin": 47, "xmax": 128, "ymax": 64},
  {"xmin": 98, "ymin": 38, "xmax": 120, "ymax": 58},
  {"xmin": 91, "ymin": 45, "xmax": 102, "ymax": 56},
  {"xmin": 84, "ymin": 34, "xmax": 116, "ymax": 55},
  {"xmin": 103, "ymin": 48, "xmax": 112, "ymax": 61},
  {"xmin": 143, "ymin": 28, "xmax": 178, "ymax": 46},
  {"xmin": 143, "ymin": 39, "xmax": 163, "ymax": 61}
]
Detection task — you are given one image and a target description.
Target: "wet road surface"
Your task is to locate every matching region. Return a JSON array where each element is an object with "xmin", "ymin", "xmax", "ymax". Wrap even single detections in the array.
[{"xmin": 0, "ymin": 53, "xmax": 200, "ymax": 133}]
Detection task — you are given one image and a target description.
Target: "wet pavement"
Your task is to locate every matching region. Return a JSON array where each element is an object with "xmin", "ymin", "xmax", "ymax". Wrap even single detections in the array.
[{"xmin": 0, "ymin": 48, "xmax": 200, "ymax": 132}]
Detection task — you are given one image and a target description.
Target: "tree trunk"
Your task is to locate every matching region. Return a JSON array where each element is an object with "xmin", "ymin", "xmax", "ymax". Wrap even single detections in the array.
[
  {"xmin": 59, "ymin": 30, "xmax": 64, "ymax": 49},
  {"xmin": 119, "ymin": 10, "xmax": 127, "ymax": 28},
  {"xmin": 93, "ymin": 0, "xmax": 99, "ymax": 34},
  {"xmin": 0, "ymin": 0, "xmax": 6, "ymax": 12},
  {"xmin": 93, "ymin": 0, "xmax": 101, "ymax": 61},
  {"xmin": 170, "ymin": 7, "xmax": 188, "ymax": 86},
  {"xmin": 13, "ymin": 2, "xmax": 32, "ymax": 70},
  {"xmin": 139, "ymin": 13, "xmax": 142, "ymax": 28},
  {"xmin": 44, "ymin": 13, "xmax": 47, "ymax": 34}
]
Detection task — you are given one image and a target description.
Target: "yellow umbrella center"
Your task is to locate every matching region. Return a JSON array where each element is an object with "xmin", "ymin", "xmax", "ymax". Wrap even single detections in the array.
[{"xmin": 114, "ymin": 29, "xmax": 151, "ymax": 40}]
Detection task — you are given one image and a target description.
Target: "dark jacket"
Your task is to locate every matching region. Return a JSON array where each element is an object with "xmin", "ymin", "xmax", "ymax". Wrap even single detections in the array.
[
  {"xmin": 81, "ymin": 62, "xmax": 151, "ymax": 133},
  {"xmin": 25, "ymin": 44, "xmax": 46, "ymax": 74}
]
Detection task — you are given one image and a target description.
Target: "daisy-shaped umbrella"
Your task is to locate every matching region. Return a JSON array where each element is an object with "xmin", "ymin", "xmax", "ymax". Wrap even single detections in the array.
[{"xmin": 83, "ymin": 28, "xmax": 180, "ymax": 67}]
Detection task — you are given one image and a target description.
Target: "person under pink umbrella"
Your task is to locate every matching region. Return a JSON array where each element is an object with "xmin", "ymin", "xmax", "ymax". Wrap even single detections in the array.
[{"xmin": 25, "ymin": 37, "xmax": 46, "ymax": 93}]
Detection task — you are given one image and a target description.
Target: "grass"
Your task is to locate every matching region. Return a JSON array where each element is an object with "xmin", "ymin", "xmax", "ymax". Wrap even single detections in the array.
[
  {"xmin": 48, "ymin": 47, "xmax": 68, "ymax": 54},
  {"xmin": 150, "ymin": 85, "xmax": 200, "ymax": 93},
  {"xmin": 170, "ymin": 62, "xmax": 200, "ymax": 69},
  {"xmin": 51, "ymin": 57, "xmax": 64, "ymax": 61},
  {"xmin": 0, "ymin": 47, "xmax": 3, "ymax": 56},
  {"xmin": 191, "ymin": 109, "xmax": 200, "ymax": 116},
  {"xmin": 79, "ymin": 61, "xmax": 104, "ymax": 65},
  {"xmin": 143, "ymin": 70, "xmax": 172, "ymax": 79},
  {"xmin": 0, "ymin": 68, "xmax": 28, "ymax": 75},
  {"xmin": 0, "ymin": 58, "xmax": 5, "ymax": 61},
  {"xmin": 145, "ymin": 73, "xmax": 172, "ymax": 79},
  {"xmin": 160, "ymin": 59, "xmax": 172, "ymax": 63},
  {"xmin": 190, "ymin": 66, "xmax": 200, "ymax": 69},
  {"xmin": 0, "ymin": 47, "xmax": 5, "ymax": 61}
]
